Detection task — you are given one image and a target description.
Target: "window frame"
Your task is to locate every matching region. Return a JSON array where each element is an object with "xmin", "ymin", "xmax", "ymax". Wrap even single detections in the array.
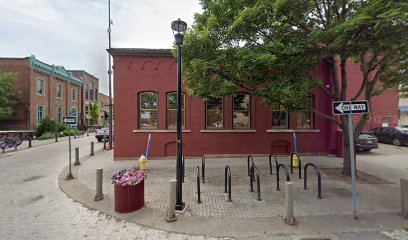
[
  {"xmin": 296, "ymin": 95, "xmax": 314, "ymax": 129},
  {"xmin": 139, "ymin": 91, "xmax": 159, "ymax": 130},
  {"xmin": 37, "ymin": 79, "xmax": 45, "ymax": 96},
  {"xmin": 37, "ymin": 105, "xmax": 44, "ymax": 125},
  {"xmin": 166, "ymin": 92, "xmax": 185, "ymax": 129},
  {"xmin": 85, "ymin": 84, "xmax": 89, "ymax": 100},
  {"xmin": 271, "ymin": 104, "xmax": 289, "ymax": 129},
  {"xmin": 205, "ymin": 98, "xmax": 224, "ymax": 129},
  {"xmin": 90, "ymin": 82, "xmax": 94, "ymax": 101},
  {"xmin": 232, "ymin": 93, "xmax": 251, "ymax": 129},
  {"xmin": 56, "ymin": 107, "xmax": 62, "ymax": 123},
  {"xmin": 56, "ymin": 84, "xmax": 62, "ymax": 99},
  {"xmin": 71, "ymin": 88, "xmax": 76, "ymax": 101}
]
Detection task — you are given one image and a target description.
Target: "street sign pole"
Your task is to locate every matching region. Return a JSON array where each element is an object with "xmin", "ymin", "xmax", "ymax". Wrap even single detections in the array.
[
  {"xmin": 348, "ymin": 113, "xmax": 357, "ymax": 219},
  {"xmin": 64, "ymin": 117, "xmax": 75, "ymax": 180}
]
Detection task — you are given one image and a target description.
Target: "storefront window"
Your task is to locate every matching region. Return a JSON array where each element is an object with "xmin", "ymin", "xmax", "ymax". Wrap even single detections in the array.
[
  {"xmin": 206, "ymin": 98, "xmax": 223, "ymax": 129},
  {"xmin": 139, "ymin": 92, "xmax": 158, "ymax": 129},
  {"xmin": 233, "ymin": 94, "xmax": 250, "ymax": 129},
  {"xmin": 167, "ymin": 92, "xmax": 185, "ymax": 129},
  {"xmin": 271, "ymin": 104, "xmax": 288, "ymax": 128}
]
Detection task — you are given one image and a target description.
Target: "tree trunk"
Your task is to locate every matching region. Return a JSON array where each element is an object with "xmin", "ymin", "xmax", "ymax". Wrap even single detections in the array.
[{"xmin": 342, "ymin": 125, "xmax": 352, "ymax": 176}]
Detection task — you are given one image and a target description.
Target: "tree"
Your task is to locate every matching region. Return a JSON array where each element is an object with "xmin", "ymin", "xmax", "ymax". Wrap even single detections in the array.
[
  {"xmin": 0, "ymin": 72, "xmax": 17, "ymax": 120},
  {"xmin": 182, "ymin": 0, "xmax": 408, "ymax": 175},
  {"xmin": 89, "ymin": 101, "xmax": 100, "ymax": 125}
]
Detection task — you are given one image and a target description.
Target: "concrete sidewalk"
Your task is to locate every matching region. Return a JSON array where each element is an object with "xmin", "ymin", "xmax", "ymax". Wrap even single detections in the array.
[{"xmin": 59, "ymin": 150, "xmax": 408, "ymax": 239}]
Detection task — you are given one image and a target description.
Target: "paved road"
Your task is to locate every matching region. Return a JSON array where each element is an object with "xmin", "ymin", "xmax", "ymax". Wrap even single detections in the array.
[
  {"xmin": 357, "ymin": 143, "xmax": 408, "ymax": 183},
  {"xmin": 0, "ymin": 137, "xmax": 218, "ymax": 240}
]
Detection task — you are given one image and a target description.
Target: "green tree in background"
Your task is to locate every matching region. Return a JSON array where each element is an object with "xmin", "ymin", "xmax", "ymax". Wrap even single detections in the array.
[
  {"xmin": 89, "ymin": 101, "xmax": 100, "ymax": 125},
  {"xmin": 0, "ymin": 72, "xmax": 17, "ymax": 120},
  {"xmin": 182, "ymin": 0, "xmax": 408, "ymax": 175}
]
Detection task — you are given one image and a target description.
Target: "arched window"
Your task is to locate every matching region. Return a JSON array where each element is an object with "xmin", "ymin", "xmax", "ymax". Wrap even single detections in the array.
[
  {"xmin": 167, "ymin": 92, "xmax": 185, "ymax": 129},
  {"xmin": 139, "ymin": 92, "xmax": 158, "ymax": 129}
]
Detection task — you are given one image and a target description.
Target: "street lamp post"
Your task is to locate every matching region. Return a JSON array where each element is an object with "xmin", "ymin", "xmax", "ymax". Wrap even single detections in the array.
[{"xmin": 171, "ymin": 18, "xmax": 187, "ymax": 211}]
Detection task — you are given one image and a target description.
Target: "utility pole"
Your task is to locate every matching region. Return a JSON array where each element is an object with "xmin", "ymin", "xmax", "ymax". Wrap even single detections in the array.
[{"xmin": 107, "ymin": 0, "xmax": 113, "ymax": 149}]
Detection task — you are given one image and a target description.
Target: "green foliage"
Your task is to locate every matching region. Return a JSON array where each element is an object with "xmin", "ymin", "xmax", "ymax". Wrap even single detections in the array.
[
  {"xmin": 89, "ymin": 101, "xmax": 100, "ymax": 125},
  {"xmin": 36, "ymin": 117, "xmax": 56, "ymax": 137},
  {"xmin": 62, "ymin": 129, "xmax": 78, "ymax": 136},
  {"xmin": 56, "ymin": 123, "xmax": 66, "ymax": 133},
  {"xmin": 0, "ymin": 72, "xmax": 17, "ymax": 120},
  {"xmin": 37, "ymin": 132, "xmax": 55, "ymax": 140}
]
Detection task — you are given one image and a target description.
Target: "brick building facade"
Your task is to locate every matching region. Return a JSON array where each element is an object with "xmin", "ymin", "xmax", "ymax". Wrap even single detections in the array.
[
  {"xmin": 0, "ymin": 56, "xmax": 102, "ymax": 130},
  {"xmin": 109, "ymin": 48, "xmax": 398, "ymax": 159}
]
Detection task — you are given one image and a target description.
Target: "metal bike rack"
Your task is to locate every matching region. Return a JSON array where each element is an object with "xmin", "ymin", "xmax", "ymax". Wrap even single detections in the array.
[
  {"xmin": 276, "ymin": 164, "xmax": 290, "ymax": 191},
  {"xmin": 304, "ymin": 163, "xmax": 322, "ymax": 199},
  {"xmin": 247, "ymin": 155, "xmax": 253, "ymax": 176},
  {"xmin": 268, "ymin": 154, "xmax": 274, "ymax": 175},
  {"xmin": 224, "ymin": 165, "xmax": 232, "ymax": 202},
  {"xmin": 290, "ymin": 153, "xmax": 302, "ymax": 179},
  {"xmin": 201, "ymin": 156, "xmax": 206, "ymax": 183},
  {"xmin": 196, "ymin": 166, "xmax": 202, "ymax": 204},
  {"xmin": 250, "ymin": 164, "xmax": 262, "ymax": 201}
]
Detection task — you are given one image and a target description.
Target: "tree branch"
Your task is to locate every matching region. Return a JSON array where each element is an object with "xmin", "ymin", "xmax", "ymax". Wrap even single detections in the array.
[{"xmin": 310, "ymin": 107, "xmax": 341, "ymax": 126}]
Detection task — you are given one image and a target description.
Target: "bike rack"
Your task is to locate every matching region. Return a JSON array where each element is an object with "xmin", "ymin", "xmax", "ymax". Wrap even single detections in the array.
[
  {"xmin": 276, "ymin": 164, "xmax": 290, "ymax": 191},
  {"xmin": 268, "ymin": 154, "xmax": 274, "ymax": 175},
  {"xmin": 304, "ymin": 163, "xmax": 322, "ymax": 199},
  {"xmin": 247, "ymin": 155, "xmax": 253, "ymax": 176},
  {"xmin": 202, "ymin": 156, "xmax": 206, "ymax": 183},
  {"xmin": 250, "ymin": 164, "xmax": 262, "ymax": 201},
  {"xmin": 290, "ymin": 153, "xmax": 302, "ymax": 179},
  {"xmin": 224, "ymin": 165, "xmax": 232, "ymax": 202},
  {"xmin": 196, "ymin": 166, "xmax": 202, "ymax": 203}
]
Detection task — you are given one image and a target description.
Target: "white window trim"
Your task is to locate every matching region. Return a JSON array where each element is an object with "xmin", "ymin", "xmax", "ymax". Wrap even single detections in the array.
[
  {"xmin": 37, "ymin": 105, "xmax": 45, "ymax": 126},
  {"xmin": 37, "ymin": 78, "xmax": 45, "ymax": 96}
]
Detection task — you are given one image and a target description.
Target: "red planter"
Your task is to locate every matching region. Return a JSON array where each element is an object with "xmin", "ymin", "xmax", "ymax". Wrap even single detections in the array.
[{"xmin": 114, "ymin": 181, "xmax": 145, "ymax": 213}]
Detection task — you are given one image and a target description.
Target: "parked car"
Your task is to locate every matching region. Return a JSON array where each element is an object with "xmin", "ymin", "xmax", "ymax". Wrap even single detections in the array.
[
  {"xmin": 95, "ymin": 125, "xmax": 114, "ymax": 142},
  {"xmin": 356, "ymin": 134, "xmax": 378, "ymax": 152},
  {"xmin": 370, "ymin": 127, "xmax": 408, "ymax": 146}
]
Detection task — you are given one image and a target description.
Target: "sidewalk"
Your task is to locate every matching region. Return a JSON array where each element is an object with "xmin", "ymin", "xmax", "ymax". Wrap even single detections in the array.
[{"xmin": 59, "ymin": 151, "xmax": 408, "ymax": 239}]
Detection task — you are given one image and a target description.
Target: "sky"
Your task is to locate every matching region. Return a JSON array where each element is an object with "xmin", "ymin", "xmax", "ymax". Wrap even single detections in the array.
[{"xmin": 0, "ymin": 0, "xmax": 203, "ymax": 95}]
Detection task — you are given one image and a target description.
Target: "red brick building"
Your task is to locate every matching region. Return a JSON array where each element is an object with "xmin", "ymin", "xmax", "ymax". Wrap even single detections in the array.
[
  {"xmin": 110, "ymin": 48, "xmax": 398, "ymax": 159},
  {"xmin": 0, "ymin": 56, "xmax": 100, "ymax": 130}
]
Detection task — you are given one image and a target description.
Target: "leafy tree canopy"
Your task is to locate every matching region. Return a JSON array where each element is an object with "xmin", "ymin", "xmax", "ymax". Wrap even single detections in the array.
[
  {"xmin": 182, "ymin": 0, "xmax": 408, "ymax": 112},
  {"xmin": 89, "ymin": 101, "xmax": 100, "ymax": 125},
  {"xmin": 0, "ymin": 72, "xmax": 17, "ymax": 120}
]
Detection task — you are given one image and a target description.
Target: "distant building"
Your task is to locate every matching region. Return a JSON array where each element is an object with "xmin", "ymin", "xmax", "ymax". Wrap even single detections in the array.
[
  {"xmin": 0, "ymin": 55, "xmax": 100, "ymax": 130},
  {"xmin": 98, "ymin": 93, "xmax": 111, "ymax": 125},
  {"xmin": 399, "ymin": 97, "xmax": 408, "ymax": 127},
  {"xmin": 109, "ymin": 48, "xmax": 398, "ymax": 159}
]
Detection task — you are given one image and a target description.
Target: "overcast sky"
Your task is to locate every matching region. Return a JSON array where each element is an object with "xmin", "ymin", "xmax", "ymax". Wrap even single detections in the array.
[{"xmin": 0, "ymin": 0, "xmax": 202, "ymax": 95}]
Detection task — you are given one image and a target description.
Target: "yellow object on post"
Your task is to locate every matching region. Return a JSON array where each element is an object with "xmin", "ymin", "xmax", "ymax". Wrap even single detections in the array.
[
  {"xmin": 138, "ymin": 155, "xmax": 147, "ymax": 170},
  {"xmin": 291, "ymin": 153, "xmax": 299, "ymax": 168}
]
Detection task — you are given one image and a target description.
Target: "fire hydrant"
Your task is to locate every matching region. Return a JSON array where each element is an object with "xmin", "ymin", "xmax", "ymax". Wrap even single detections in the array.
[
  {"xmin": 138, "ymin": 154, "xmax": 147, "ymax": 170},
  {"xmin": 291, "ymin": 153, "xmax": 299, "ymax": 168}
]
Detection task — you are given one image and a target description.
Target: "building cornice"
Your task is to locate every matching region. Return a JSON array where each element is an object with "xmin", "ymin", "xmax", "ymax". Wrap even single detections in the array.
[
  {"xmin": 107, "ymin": 48, "xmax": 173, "ymax": 57},
  {"xmin": 28, "ymin": 55, "xmax": 83, "ymax": 86}
]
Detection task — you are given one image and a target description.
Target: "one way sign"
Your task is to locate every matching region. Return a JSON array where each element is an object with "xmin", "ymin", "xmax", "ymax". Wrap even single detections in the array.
[{"xmin": 332, "ymin": 100, "xmax": 369, "ymax": 115}]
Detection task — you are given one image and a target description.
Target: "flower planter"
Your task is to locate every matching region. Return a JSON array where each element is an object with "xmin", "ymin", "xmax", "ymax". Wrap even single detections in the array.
[{"xmin": 114, "ymin": 181, "xmax": 144, "ymax": 213}]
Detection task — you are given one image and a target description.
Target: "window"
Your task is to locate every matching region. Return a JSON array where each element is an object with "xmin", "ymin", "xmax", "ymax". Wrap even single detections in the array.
[
  {"xmin": 85, "ymin": 84, "xmax": 89, "ymax": 100},
  {"xmin": 233, "ymin": 94, "xmax": 250, "ymax": 129},
  {"xmin": 56, "ymin": 84, "xmax": 62, "ymax": 98},
  {"xmin": 37, "ymin": 106, "xmax": 44, "ymax": 125},
  {"xmin": 37, "ymin": 79, "xmax": 44, "ymax": 96},
  {"xmin": 90, "ymin": 83, "xmax": 94, "ymax": 101},
  {"xmin": 85, "ymin": 105, "xmax": 89, "ymax": 114},
  {"xmin": 167, "ymin": 92, "xmax": 185, "ymax": 129},
  {"xmin": 271, "ymin": 104, "xmax": 288, "ymax": 129},
  {"xmin": 139, "ymin": 92, "xmax": 158, "ymax": 129},
  {"xmin": 72, "ymin": 88, "xmax": 76, "ymax": 101},
  {"xmin": 297, "ymin": 96, "xmax": 314, "ymax": 128},
  {"xmin": 206, "ymin": 98, "xmax": 223, "ymax": 129},
  {"xmin": 95, "ymin": 88, "xmax": 98, "ymax": 100},
  {"xmin": 56, "ymin": 107, "xmax": 62, "ymax": 123}
]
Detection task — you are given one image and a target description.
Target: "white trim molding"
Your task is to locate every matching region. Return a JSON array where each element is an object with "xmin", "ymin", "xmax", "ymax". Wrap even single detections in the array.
[{"xmin": 266, "ymin": 129, "xmax": 320, "ymax": 133}]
